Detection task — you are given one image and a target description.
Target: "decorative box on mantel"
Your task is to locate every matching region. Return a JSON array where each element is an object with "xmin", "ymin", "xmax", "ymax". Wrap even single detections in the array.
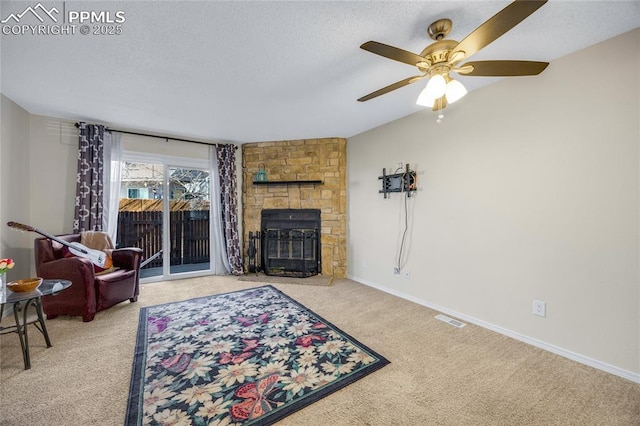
[
  {"xmin": 242, "ymin": 138, "xmax": 347, "ymax": 278},
  {"xmin": 252, "ymin": 180, "xmax": 323, "ymax": 186}
]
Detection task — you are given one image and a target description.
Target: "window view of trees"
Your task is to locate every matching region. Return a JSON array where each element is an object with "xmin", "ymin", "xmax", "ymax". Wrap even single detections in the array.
[
  {"xmin": 168, "ymin": 168, "xmax": 210, "ymax": 205},
  {"xmin": 120, "ymin": 162, "xmax": 210, "ymax": 209}
]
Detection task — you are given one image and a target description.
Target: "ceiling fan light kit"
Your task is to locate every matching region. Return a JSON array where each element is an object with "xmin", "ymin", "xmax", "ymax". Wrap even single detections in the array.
[
  {"xmin": 416, "ymin": 74, "xmax": 467, "ymax": 108},
  {"xmin": 358, "ymin": 0, "xmax": 549, "ymax": 122},
  {"xmin": 444, "ymin": 79, "xmax": 467, "ymax": 104},
  {"xmin": 416, "ymin": 73, "xmax": 446, "ymax": 106}
]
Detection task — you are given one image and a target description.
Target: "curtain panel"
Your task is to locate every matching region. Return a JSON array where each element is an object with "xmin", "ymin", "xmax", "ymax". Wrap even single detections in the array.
[
  {"xmin": 216, "ymin": 144, "xmax": 243, "ymax": 274},
  {"xmin": 74, "ymin": 122, "xmax": 105, "ymax": 233},
  {"xmin": 103, "ymin": 131, "xmax": 123, "ymax": 242}
]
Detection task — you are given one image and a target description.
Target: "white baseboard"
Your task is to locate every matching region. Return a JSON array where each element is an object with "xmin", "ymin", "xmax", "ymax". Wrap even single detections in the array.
[{"xmin": 348, "ymin": 274, "xmax": 640, "ymax": 384}]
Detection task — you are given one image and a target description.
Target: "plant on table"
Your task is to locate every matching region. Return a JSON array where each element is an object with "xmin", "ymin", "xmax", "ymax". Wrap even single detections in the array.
[{"xmin": 0, "ymin": 258, "xmax": 15, "ymax": 274}]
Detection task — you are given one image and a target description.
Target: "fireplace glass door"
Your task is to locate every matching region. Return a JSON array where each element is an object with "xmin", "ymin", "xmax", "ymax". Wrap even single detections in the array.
[{"xmin": 261, "ymin": 209, "xmax": 321, "ymax": 277}]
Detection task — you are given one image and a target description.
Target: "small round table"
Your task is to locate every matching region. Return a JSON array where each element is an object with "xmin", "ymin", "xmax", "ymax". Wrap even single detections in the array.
[{"xmin": 0, "ymin": 279, "xmax": 71, "ymax": 369}]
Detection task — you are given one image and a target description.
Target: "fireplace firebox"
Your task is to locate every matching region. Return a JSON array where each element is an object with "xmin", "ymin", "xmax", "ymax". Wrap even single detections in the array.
[{"xmin": 261, "ymin": 209, "xmax": 321, "ymax": 277}]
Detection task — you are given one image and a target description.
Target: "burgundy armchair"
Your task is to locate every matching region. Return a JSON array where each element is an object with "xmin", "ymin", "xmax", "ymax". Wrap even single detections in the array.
[{"xmin": 34, "ymin": 234, "xmax": 143, "ymax": 322}]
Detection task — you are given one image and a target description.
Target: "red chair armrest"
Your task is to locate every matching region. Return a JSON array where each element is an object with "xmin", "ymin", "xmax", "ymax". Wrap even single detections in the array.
[
  {"xmin": 111, "ymin": 247, "xmax": 143, "ymax": 270},
  {"xmin": 38, "ymin": 257, "xmax": 97, "ymax": 308},
  {"xmin": 38, "ymin": 256, "xmax": 95, "ymax": 283}
]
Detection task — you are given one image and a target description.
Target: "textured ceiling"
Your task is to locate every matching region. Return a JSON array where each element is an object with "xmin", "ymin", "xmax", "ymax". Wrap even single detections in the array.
[{"xmin": 1, "ymin": 1, "xmax": 639, "ymax": 143}]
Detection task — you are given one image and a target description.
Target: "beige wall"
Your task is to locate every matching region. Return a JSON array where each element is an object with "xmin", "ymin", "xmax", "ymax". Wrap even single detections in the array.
[
  {"xmin": 28, "ymin": 116, "xmax": 78, "ymax": 236},
  {"xmin": 347, "ymin": 29, "xmax": 640, "ymax": 379},
  {"xmin": 122, "ymin": 132, "xmax": 211, "ymax": 158},
  {"xmin": 0, "ymin": 95, "xmax": 32, "ymax": 280}
]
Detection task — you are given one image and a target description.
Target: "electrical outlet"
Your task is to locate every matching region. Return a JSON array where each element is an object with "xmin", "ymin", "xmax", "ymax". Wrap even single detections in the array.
[
  {"xmin": 532, "ymin": 300, "xmax": 546, "ymax": 317},
  {"xmin": 402, "ymin": 269, "xmax": 410, "ymax": 279},
  {"xmin": 393, "ymin": 267, "xmax": 400, "ymax": 275}
]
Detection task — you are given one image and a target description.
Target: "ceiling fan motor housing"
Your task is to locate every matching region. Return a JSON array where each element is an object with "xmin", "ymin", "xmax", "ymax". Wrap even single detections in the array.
[
  {"xmin": 419, "ymin": 39, "xmax": 459, "ymax": 73},
  {"xmin": 427, "ymin": 18, "xmax": 453, "ymax": 40}
]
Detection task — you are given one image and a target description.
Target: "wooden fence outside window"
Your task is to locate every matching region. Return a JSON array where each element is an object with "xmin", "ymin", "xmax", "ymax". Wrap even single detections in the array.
[{"xmin": 116, "ymin": 199, "xmax": 210, "ymax": 269}]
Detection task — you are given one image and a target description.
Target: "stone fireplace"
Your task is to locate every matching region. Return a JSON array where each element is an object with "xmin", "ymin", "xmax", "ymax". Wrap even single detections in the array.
[{"xmin": 242, "ymin": 138, "xmax": 347, "ymax": 278}]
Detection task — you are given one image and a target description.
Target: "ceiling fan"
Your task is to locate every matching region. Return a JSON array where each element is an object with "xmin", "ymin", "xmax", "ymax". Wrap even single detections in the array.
[{"xmin": 358, "ymin": 0, "xmax": 549, "ymax": 116}]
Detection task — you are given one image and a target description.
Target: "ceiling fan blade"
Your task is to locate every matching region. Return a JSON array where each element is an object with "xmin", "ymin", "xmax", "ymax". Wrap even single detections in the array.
[
  {"xmin": 456, "ymin": 60, "xmax": 549, "ymax": 76},
  {"xmin": 452, "ymin": 0, "xmax": 547, "ymax": 61},
  {"xmin": 361, "ymin": 41, "xmax": 427, "ymax": 66},
  {"xmin": 358, "ymin": 75, "xmax": 425, "ymax": 102}
]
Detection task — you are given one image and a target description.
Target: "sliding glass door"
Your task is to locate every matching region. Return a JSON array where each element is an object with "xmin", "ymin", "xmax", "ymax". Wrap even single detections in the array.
[
  {"xmin": 117, "ymin": 156, "xmax": 211, "ymax": 281},
  {"xmin": 168, "ymin": 167, "xmax": 210, "ymax": 275},
  {"xmin": 118, "ymin": 160, "xmax": 165, "ymax": 279}
]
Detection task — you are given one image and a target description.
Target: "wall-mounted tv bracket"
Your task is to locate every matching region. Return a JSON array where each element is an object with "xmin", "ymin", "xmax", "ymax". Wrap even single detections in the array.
[{"xmin": 379, "ymin": 164, "xmax": 417, "ymax": 198}]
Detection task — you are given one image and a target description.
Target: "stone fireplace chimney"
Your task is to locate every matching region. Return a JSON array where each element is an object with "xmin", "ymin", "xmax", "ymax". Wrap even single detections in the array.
[{"xmin": 242, "ymin": 138, "xmax": 346, "ymax": 278}]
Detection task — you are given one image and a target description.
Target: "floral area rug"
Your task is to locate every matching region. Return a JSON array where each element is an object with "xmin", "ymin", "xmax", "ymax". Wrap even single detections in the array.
[{"xmin": 126, "ymin": 285, "xmax": 389, "ymax": 425}]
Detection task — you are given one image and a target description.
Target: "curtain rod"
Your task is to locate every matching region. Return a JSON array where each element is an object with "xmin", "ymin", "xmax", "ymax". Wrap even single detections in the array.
[{"xmin": 74, "ymin": 122, "xmax": 233, "ymax": 148}]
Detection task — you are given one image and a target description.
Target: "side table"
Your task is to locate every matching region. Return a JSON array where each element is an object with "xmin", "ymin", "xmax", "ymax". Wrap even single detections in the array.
[{"xmin": 0, "ymin": 279, "xmax": 71, "ymax": 369}]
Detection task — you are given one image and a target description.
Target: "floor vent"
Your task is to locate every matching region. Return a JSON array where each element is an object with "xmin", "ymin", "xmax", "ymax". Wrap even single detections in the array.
[{"xmin": 435, "ymin": 314, "xmax": 466, "ymax": 328}]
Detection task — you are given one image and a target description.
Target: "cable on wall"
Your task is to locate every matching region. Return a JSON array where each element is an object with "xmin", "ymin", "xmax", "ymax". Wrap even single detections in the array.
[
  {"xmin": 377, "ymin": 163, "xmax": 417, "ymax": 274},
  {"xmin": 396, "ymin": 181, "xmax": 411, "ymax": 271},
  {"xmin": 394, "ymin": 166, "xmax": 415, "ymax": 272}
]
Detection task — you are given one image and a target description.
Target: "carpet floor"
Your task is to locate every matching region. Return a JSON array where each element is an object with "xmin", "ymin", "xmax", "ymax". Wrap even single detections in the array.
[
  {"xmin": 237, "ymin": 273, "xmax": 333, "ymax": 286},
  {"xmin": 1, "ymin": 276, "xmax": 638, "ymax": 425}
]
